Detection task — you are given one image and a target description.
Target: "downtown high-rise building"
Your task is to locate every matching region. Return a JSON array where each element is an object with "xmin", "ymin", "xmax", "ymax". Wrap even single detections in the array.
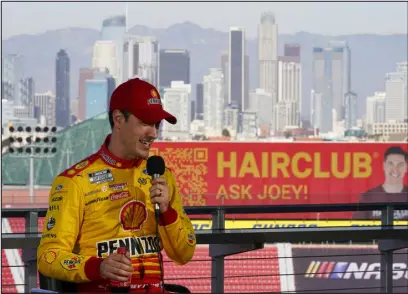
[
  {"xmin": 274, "ymin": 56, "xmax": 302, "ymax": 131},
  {"xmin": 284, "ymin": 44, "xmax": 301, "ymax": 60},
  {"xmin": 344, "ymin": 91, "xmax": 358, "ymax": 129},
  {"xmin": 101, "ymin": 15, "xmax": 126, "ymax": 83},
  {"xmin": 85, "ymin": 69, "xmax": 116, "ymax": 120},
  {"xmin": 228, "ymin": 27, "xmax": 246, "ymax": 113},
  {"xmin": 78, "ymin": 68, "xmax": 98, "ymax": 122},
  {"xmin": 385, "ymin": 61, "xmax": 407, "ymax": 123},
  {"xmin": 203, "ymin": 68, "xmax": 224, "ymax": 137},
  {"xmin": 366, "ymin": 92, "xmax": 386, "ymax": 125},
  {"xmin": 2, "ymin": 54, "xmax": 24, "ymax": 105},
  {"xmin": 92, "ymin": 41, "xmax": 119, "ymax": 81},
  {"xmin": 258, "ymin": 12, "xmax": 278, "ymax": 103},
  {"xmin": 161, "ymin": 81, "xmax": 191, "ymax": 139},
  {"xmin": 34, "ymin": 91, "xmax": 56, "ymax": 127},
  {"xmin": 159, "ymin": 49, "xmax": 190, "ymax": 89},
  {"xmin": 123, "ymin": 35, "xmax": 159, "ymax": 88},
  {"xmin": 311, "ymin": 42, "xmax": 351, "ymax": 133},
  {"xmin": 195, "ymin": 83, "xmax": 204, "ymax": 120},
  {"xmin": 55, "ymin": 49, "xmax": 70, "ymax": 128}
]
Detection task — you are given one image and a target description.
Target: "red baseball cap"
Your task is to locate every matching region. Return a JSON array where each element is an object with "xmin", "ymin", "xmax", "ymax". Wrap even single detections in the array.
[{"xmin": 109, "ymin": 78, "xmax": 177, "ymax": 125}]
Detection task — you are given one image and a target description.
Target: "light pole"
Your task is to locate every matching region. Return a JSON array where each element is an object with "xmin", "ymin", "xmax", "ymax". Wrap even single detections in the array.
[{"xmin": 7, "ymin": 125, "xmax": 58, "ymax": 204}]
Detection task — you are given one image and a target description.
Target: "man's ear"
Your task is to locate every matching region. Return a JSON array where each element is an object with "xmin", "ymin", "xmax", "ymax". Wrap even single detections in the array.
[{"xmin": 112, "ymin": 110, "xmax": 125, "ymax": 129}]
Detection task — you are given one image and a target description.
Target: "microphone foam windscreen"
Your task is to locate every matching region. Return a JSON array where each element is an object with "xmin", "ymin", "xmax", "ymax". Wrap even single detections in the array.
[{"xmin": 146, "ymin": 156, "xmax": 166, "ymax": 176}]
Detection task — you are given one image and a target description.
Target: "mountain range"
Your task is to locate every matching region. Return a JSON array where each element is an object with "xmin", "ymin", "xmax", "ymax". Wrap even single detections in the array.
[{"xmin": 2, "ymin": 21, "xmax": 407, "ymax": 119}]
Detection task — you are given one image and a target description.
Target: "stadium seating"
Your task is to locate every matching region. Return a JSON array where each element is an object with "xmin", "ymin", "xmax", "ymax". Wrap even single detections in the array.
[
  {"xmin": 2, "ymin": 218, "xmax": 282, "ymax": 293},
  {"xmin": 2, "ymin": 250, "xmax": 18, "ymax": 293}
]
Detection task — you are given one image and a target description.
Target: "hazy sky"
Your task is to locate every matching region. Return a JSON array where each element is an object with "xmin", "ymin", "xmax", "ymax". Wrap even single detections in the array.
[{"xmin": 2, "ymin": 1, "xmax": 407, "ymax": 40}]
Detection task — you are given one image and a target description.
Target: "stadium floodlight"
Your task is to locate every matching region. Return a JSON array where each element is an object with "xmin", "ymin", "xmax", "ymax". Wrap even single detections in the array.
[{"xmin": 7, "ymin": 125, "xmax": 58, "ymax": 203}]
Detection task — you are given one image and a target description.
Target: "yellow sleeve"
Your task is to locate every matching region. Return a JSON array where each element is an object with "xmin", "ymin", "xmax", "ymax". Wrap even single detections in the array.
[
  {"xmin": 37, "ymin": 175, "xmax": 104, "ymax": 283},
  {"xmin": 158, "ymin": 170, "xmax": 196, "ymax": 265}
]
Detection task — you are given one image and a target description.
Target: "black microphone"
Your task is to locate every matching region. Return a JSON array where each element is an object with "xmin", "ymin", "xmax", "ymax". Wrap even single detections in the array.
[{"xmin": 146, "ymin": 156, "xmax": 166, "ymax": 221}]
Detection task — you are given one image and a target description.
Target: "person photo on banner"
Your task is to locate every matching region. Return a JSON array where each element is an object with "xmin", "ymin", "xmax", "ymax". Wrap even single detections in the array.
[{"xmin": 353, "ymin": 146, "xmax": 408, "ymax": 220}]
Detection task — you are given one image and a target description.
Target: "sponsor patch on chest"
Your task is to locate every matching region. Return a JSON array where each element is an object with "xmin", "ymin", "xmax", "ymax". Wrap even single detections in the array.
[
  {"xmin": 88, "ymin": 169, "xmax": 114, "ymax": 184},
  {"xmin": 96, "ymin": 236, "xmax": 161, "ymax": 258}
]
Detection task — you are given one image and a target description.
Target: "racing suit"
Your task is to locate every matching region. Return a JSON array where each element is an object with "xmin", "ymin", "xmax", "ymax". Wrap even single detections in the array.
[{"xmin": 37, "ymin": 134, "xmax": 196, "ymax": 293}]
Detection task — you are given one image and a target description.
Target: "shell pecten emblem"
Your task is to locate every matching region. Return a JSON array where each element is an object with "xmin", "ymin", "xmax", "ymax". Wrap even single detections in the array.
[
  {"xmin": 119, "ymin": 200, "xmax": 148, "ymax": 231},
  {"xmin": 151, "ymin": 89, "xmax": 158, "ymax": 98}
]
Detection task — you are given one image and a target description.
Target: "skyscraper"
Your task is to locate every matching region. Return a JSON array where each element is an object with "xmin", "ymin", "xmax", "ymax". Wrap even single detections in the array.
[
  {"xmin": 123, "ymin": 35, "xmax": 159, "ymax": 87},
  {"xmin": 162, "ymin": 81, "xmax": 192, "ymax": 139},
  {"xmin": 195, "ymin": 83, "xmax": 204, "ymax": 120},
  {"xmin": 203, "ymin": 68, "xmax": 224, "ymax": 137},
  {"xmin": 311, "ymin": 42, "xmax": 351, "ymax": 132},
  {"xmin": 385, "ymin": 61, "xmax": 407, "ymax": 123},
  {"xmin": 2, "ymin": 54, "xmax": 24, "ymax": 105},
  {"xmin": 78, "ymin": 68, "xmax": 98, "ymax": 122},
  {"xmin": 284, "ymin": 44, "xmax": 301, "ymax": 61},
  {"xmin": 159, "ymin": 49, "xmax": 190, "ymax": 89},
  {"xmin": 55, "ymin": 49, "xmax": 70, "ymax": 128},
  {"xmin": 344, "ymin": 91, "xmax": 358, "ymax": 129},
  {"xmin": 101, "ymin": 15, "xmax": 126, "ymax": 83},
  {"xmin": 258, "ymin": 12, "xmax": 278, "ymax": 98},
  {"xmin": 228, "ymin": 27, "xmax": 246, "ymax": 112},
  {"xmin": 92, "ymin": 41, "xmax": 119, "ymax": 81},
  {"xmin": 85, "ymin": 69, "xmax": 116, "ymax": 119}
]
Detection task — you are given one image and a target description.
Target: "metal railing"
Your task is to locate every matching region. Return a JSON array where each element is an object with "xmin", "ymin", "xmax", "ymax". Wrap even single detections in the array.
[{"xmin": 2, "ymin": 202, "xmax": 408, "ymax": 293}]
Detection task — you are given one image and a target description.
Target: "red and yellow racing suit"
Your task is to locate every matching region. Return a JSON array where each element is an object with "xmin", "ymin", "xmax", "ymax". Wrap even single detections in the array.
[{"xmin": 37, "ymin": 135, "xmax": 196, "ymax": 292}]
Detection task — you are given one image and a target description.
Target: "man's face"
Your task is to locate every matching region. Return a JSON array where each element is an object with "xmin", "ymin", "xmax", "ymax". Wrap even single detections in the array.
[
  {"xmin": 117, "ymin": 112, "xmax": 159, "ymax": 159},
  {"xmin": 383, "ymin": 154, "xmax": 407, "ymax": 181}
]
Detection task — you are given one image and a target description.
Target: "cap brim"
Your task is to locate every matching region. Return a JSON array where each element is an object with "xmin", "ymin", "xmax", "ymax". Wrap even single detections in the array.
[
  {"xmin": 161, "ymin": 110, "xmax": 177, "ymax": 125},
  {"xmin": 135, "ymin": 109, "xmax": 177, "ymax": 125}
]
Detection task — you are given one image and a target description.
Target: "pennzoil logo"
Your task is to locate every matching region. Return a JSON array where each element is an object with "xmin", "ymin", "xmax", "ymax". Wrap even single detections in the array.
[
  {"xmin": 61, "ymin": 256, "xmax": 83, "ymax": 271},
  {"xmin": 96, "ymin": 236, "xmax": 160, "ymax": 258},
  {"xmin": 119, "ymin": 200, "xmax": 147, "ymax": 231}
]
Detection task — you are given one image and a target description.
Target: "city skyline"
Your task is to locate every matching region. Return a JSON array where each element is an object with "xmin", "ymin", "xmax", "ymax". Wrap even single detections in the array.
[
  {"xmin": 2, "ymin": 2, "xmax": 407, "ymax": 40},
  {"xmin": 2, "ymin": 7, "xmax": 407, "ymax": 143}
]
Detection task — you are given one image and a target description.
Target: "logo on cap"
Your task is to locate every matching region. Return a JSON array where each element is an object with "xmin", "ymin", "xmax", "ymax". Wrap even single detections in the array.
[
  {"xmin": 151, "ymin": 89, "xmax": 158, "ymax": 98},
  {"xmin": 147, "ymin": 98, "xmax": 162, "ymax": 105}
]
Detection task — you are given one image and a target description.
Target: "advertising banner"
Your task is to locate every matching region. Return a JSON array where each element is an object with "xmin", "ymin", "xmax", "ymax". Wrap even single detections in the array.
[
  {"xmin": 150, "ymin": 142, "xmax": 408, "ymax": 219},
  {"xmin": 291, "ymin": 245, "xmax": 408, "ymax": 293},
  {"xmin": 190, "ymin": 220, "xmax": 408, "ymax": 231}
]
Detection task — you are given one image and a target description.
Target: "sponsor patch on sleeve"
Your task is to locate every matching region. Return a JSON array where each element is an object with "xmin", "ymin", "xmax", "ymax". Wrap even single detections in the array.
[
  {"xmin": 60, "ymin": 256, "xmax": 83, "ymax": 271},
  {"xmin": 187, "ymin": 231, "xmax": 196, "ymax": 247},
  {"xmin": 44, "ymin": 251, "xmax": 57, "ymax": 264}
]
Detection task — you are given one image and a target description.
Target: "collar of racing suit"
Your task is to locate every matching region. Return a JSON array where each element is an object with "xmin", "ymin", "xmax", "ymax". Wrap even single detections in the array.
[{"xmin": 98, "ymin": 134, "xmax": 144, "ymax": 169}]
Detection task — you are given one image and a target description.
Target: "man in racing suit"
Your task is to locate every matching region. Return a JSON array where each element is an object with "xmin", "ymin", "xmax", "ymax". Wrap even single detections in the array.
[{"xmin": 37, "ymin": 78, "xmax": 196, "ymax": 293}]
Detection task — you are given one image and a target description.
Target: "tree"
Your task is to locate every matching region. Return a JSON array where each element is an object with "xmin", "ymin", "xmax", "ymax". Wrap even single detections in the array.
[
  {"xmin": 283, "ymin": 130, "xmax": 292, "ymax": 138},
  {"xmin": 222, "ymin": 128, "xmax": 231, "ymax": 137}
]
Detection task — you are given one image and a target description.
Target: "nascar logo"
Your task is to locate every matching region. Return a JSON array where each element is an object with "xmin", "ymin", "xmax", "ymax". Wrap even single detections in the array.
[{"xmin": 305, "ymin": 261, "xmax": 408, "ymax": 280}]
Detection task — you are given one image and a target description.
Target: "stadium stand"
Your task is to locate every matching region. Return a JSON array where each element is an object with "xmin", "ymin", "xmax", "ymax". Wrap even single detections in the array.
[
  {"xmin": 2, "ymin": 217, "xmax": 282, "ymax": 293},
  {"xmin": 2, "ymin": 112, "xmax": 111, "ymax": 186}
]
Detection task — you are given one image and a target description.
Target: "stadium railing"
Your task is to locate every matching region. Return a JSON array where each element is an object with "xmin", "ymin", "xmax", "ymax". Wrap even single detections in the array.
[{"xmin": 2, "ymin": 202, "xmax": 408, "ymax": 293}]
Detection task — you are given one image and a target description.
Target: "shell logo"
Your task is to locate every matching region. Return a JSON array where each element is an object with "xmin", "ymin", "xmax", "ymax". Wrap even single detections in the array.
[
  {"xmin": 151, "ymin": 89, "xmax": 158, "ymax": 98},
  {"xmin": 119, "ymin": 200, "xmax": 148, "ymax": 231},
  {"xmin": 44, "ymin": 251, "xmax": 57, "ymax": 264}
]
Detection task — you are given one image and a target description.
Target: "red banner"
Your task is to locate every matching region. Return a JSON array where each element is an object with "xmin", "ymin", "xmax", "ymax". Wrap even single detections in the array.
[{"xmin": 149, "ymin": 142, "xmax": 408, "ymax": 219}]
